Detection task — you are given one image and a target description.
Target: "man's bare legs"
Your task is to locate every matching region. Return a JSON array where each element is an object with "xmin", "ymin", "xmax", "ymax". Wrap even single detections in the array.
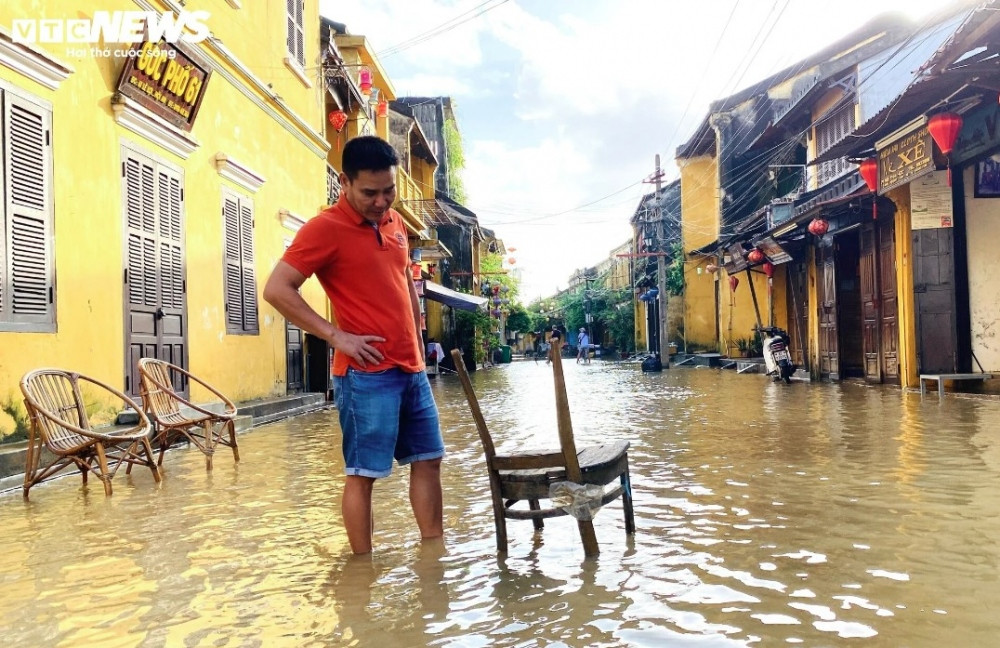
[
  {"xmin": 410, "ymin": 458, "xmax": 443, "ymax": 540},
  {"xmin": 342, "ymin": 460, "xmax": 442, "ymax": 554},
  {"xmin": 343, "ymin": 475, "xmax": 376, "ymax": 554}
]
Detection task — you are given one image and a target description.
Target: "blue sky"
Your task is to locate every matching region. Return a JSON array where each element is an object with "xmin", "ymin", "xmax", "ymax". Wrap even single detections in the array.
[{"xmin": 320, "ymin": 0, "xmax": 952, "ymax": 300}]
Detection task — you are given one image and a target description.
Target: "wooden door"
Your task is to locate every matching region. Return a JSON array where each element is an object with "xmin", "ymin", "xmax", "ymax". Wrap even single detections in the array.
[
  {"xmin": 785, "ymin": 260, "xmax": 809, "ymax": 370},
  {"xmin": 286, "ymin": 322, "xmax": 303, "ymax": 393},
  {"xmin": 817, "ymin": 244, "xmax": 839, "ymax": 379},
  {"xmin": 913, "ymin": 228, "xmax": 956, "ymax": 373},
  {"xmin": 123, "ymin": 149, "xmax": 187, "ymax": 397},
  {"xmin": 860, "ymin": 222, "xmax": 881, "ymax": 381},
  {"xmin": 878, "ymin": 216, "xmax": 899, "ymax": 381}
]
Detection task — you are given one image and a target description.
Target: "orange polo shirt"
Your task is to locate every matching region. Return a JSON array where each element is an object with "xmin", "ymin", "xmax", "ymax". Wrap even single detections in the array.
[{"xmin": 282, "ymin": 196, "xmax": 423, "ymax": 376}]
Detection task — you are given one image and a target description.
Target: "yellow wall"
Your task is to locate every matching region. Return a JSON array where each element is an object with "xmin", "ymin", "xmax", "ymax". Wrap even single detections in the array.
[
  {"xmin": 0, "ymin": 0, "xmax": 329, "ymax": 431},
  {"xmin": 678, "ymin": 154, "xmax": 720, "ymax": 350},
  {"xmin": 717, "ymin": 268, "xmax": 771, "ymax": 354}
]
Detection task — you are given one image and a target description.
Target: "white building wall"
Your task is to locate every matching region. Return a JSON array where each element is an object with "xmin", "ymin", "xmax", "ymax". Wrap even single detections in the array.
[{"xmin": 964, "ymin": 165, "xmax": 1000, "ymax": 371}]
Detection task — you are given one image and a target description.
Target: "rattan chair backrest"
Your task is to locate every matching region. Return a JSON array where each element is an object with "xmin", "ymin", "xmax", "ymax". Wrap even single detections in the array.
[
  {"xmin": 138, "ymin": 359, "xmax": 182, "ymax": 418},
  {"xmin": 21, "ymin": 370, "xmax": 89, "ymax": 447}
]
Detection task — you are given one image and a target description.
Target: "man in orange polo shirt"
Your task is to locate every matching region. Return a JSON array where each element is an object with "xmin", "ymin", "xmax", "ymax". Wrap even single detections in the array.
[{"xmin": 263, "ymin": 136, "xmax": 443, "ymax": 555}]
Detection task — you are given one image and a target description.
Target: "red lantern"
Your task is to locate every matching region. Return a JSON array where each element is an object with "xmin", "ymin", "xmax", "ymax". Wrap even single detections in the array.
[
  {"xmin": 377, "ymin": 98, "xmax": 388, "ymax": 118},
  {"xmin": 507, "ymin": 257, "xmax": 516, "ymax": 265},
  {"xmin": 808, "ymin": 218, "xmax": 829, "ymax": 236},
  {"xmin": 858, "ymin": 157, "xmax": 879, "ymax": 220},
  {"xmin": 762, "ymin": 262, "xmax": 774, "ymax": 278},
  {"xmin": 859, "ymin": 158, "xmax": 878, "ymax": 193},
  {"xmin": 747, "ymin": 248, "xmax": 765, "ymax": 264},
  {"xmin": 928, "ymin": 112, "xmax": 963, "ymax": 155},
  {"xmin": 729, "ymin": 275, "xmax": 739, "ymax": 292},
  {"xmin": 328, "ymin": 110, "xmax": 348, "ymax": 132},
  {"xmin": 359, "ymin": 67, "xmax": 373, "ymax": 95},
  {"xmin": 928, "ymin": 112, "xmax": 963, "ymax": 186}
]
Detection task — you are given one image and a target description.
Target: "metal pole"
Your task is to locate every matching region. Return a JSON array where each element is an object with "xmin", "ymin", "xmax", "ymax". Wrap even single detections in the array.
[{"xmin": 653, "ymin": 154, "xmax": 669, "ymax": 367}]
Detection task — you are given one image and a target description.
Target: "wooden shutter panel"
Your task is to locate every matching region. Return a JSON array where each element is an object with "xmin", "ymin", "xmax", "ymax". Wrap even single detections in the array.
[
  {"xmin": 286, "ymin": 0, "xmax": 304, "ymax": 65},
  {"xmin": 239, "ymin": 200, "xmax": 258, "ymax": 332},
  {"xmin": 222, "ymin": 192, "xmax": 258, "ymax": 334},
  {"xmin": 158, "ymin": 170, "xmax": 184, "ymax": 310},
  {"xmin": 3, "ymin": 92, "xmax": 53, "ymax": 328},
  {"xmin": 124, "ymin": 156, "xmax": 158, "ymax": 306},
  {"xmin": 223, "ymin": 193, "xmax": 243, "ymax": 331}
]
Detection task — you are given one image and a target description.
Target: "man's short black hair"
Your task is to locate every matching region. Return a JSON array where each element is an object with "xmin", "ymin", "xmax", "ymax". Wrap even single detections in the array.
[{"xmin": 342, "ymin": 135, "xmax": 399, "ymax": 180}]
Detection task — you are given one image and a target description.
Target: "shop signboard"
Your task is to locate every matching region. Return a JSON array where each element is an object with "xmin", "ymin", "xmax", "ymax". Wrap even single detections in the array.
[
  {"xmin": 756, "ymin": 236, "xmax": 793, "ymax": 264},
  {"xmin": 115, "ymin": 38, "xmax": 211, "ymax": 131},
  {"xmin": 951, "ymin": 103, "xmax": 1000, "ymax": 166},
  {"xmin": 877, "ymin": 126, "xmax": 933, "ymax": 194}
]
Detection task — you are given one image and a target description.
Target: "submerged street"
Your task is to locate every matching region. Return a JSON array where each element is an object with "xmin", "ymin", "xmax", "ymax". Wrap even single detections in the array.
[{"xmin": 3, "ymin": 360, "xmax": 1000, "ymax": 646}]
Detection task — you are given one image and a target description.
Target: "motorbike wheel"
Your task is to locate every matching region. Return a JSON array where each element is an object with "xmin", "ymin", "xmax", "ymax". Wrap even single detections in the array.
[{"xmin": 778, "ymin": 360, "xmax": 792, "ymax": 384}]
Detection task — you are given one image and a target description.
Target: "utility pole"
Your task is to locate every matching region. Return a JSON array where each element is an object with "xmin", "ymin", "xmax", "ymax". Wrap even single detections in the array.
[
  {"xmin": 646, "ymin": 154, "xmax": 669, "ymax": 367},
  {"xmin": 584, "ymin": 274, "xmax": 594, "ymax": 361}
]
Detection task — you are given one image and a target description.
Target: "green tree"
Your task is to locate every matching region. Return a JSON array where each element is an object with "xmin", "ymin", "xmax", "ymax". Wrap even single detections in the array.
[
  {"xmin": 443, "ymin": 118, "xmax": 467, "ymax": 203},
  {"xmin": 666, "ymin": 242, "xmax": 685, "ymax": 296},
  {"xmin": 506, "ymin": 304, "xmax": 531, "ymax": 334},
  {"xmin": 455, "ymin": 308, "xmax": 494, "ymax": 366}
]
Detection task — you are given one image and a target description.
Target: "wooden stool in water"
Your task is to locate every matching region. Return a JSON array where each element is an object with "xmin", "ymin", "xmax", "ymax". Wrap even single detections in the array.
[{"xmin": 450, "ymin": 342, "xmax": 634, "ymax": 556}]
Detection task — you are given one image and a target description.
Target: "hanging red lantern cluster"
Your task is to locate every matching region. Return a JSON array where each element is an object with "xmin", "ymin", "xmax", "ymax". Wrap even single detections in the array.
[
  {"xmin": 808, "ymin": 218, "xmax": 829, "ymax": 236},
  {"xmin": 747, "ymin": 248, "xmax": 765, "ymax": 264},
  {"xmin": 928, "ymin": 112, "xmax": 964, "ymax": 186}
]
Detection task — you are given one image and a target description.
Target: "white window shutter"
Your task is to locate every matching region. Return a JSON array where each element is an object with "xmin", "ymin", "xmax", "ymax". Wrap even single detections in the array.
[{"xmin": 2, "ymin": 92, "xmax": 54, "ymax": 329}]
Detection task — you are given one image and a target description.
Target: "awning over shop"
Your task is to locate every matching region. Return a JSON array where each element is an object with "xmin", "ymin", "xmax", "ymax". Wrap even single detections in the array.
[{"xmin": 424, "ymin": 281, "xmax": 487, "ymax": 312}]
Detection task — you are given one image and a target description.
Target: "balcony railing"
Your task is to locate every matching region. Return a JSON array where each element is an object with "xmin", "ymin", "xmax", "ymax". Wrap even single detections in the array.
[
  {"xmin": 327, "ymin": 164, "xmax": 341, "ymax": 205},
  {"xmin": 395, "ymin": 167, "xmax": 426, "ymax": 233}
]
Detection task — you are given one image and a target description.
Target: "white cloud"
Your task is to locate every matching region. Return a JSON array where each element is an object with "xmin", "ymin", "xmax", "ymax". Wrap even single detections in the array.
[{"xmin": 320, "ymin": 0, "xmax": 965, "ymax": 301}]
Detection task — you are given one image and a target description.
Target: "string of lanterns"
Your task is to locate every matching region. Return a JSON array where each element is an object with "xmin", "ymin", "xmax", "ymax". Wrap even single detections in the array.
[
  {"xmin": 326, "ymin": 66, "xmax": 388, "ymax": 142},
  {"xmin": 481, "ymin": 280, "xmax": 511, "ymax": 318}
]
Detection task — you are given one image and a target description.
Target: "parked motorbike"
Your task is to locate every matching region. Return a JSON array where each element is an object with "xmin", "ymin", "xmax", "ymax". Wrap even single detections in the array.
[{"xmin": 756, "ymin": 326, "xmax": 795, "ymax": 383}]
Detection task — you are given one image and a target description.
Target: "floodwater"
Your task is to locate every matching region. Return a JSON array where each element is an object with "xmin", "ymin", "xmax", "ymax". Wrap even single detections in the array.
[{"xmin": 2, "ymin": 359, "xmax": 1000, "ymax": 647}]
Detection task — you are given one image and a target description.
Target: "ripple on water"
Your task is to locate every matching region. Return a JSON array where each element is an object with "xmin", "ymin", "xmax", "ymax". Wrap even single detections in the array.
[{"xmin": 3, "ymin": 361, "xmax": 1000, "ymax": 645}]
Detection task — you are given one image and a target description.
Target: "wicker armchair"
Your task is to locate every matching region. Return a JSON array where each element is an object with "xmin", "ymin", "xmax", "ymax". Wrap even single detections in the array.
[
  {"xmin": 20, "ymin": 369, "xmax": 161, "ymax": 497},
  {"xmin": 137, "ymin": 359, "xmax": 240, "ymax": 470}
]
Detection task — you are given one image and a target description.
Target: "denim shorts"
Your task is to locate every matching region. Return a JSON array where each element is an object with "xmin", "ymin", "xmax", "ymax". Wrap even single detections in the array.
[{"xmin": 333, "ymin": 367, "xmax": 444, "ymax": 478}]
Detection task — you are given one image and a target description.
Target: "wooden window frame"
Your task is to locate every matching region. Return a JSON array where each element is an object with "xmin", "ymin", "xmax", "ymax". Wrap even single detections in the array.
[
  {"xmin": 0, "ymin": 85, "xmax": 55, "ymax": 332},
  {"xmin": 222, "ymin": 188, "xmax": 259, "ymax": 335},
  {"xmin": 814, "ymin": 101, "xmax": 856, "ymax": 187}
]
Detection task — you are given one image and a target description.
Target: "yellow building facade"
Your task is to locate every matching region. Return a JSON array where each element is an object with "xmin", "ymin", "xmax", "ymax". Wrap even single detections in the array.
[{"xmin": 0, "ymin": 0, "xmax": 331, "ymax": 437}]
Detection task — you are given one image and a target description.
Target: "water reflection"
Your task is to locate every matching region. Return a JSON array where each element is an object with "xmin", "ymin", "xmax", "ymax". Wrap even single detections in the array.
[{"xmin": 2, "ymin": 360, "xmax": 1000, "ymax": 645}]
